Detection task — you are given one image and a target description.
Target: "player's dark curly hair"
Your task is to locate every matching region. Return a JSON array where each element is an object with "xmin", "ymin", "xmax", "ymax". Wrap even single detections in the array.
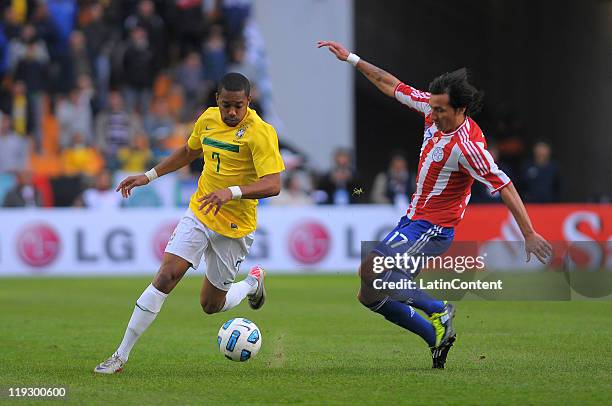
[
  {"xmin": 428, "ymin": 68, "xmax": 483, "ymax": 116},
  {"xmin": 218, "ymin": 72, "xmax": 251, "ymax": 97}
]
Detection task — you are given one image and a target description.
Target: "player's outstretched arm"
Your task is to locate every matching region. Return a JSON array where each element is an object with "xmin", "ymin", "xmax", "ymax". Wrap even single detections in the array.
[
  {"xmin": 197, "ymin": 173, "xmax": 281, "ymax": 215},
  {"xmin": 499, "ymin": 182, "xmax": 553, "ymax": 264},
  {"xmin": 116, "ymin": 144, "xmax": 202, "ymax": 198},
  {"xmin": 317, "ymin": 40, "xmax": 400, "ymax": 98}
]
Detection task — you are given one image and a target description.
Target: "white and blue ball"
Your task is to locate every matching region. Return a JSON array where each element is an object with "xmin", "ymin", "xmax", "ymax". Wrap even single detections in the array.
[{"xmin": 217, "ymin": 317, "xmax": 262, "ymax": 362}]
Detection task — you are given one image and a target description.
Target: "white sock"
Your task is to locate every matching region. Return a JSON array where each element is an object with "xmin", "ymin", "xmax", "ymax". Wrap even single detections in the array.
[
  {"xmin": 220, "ymin": 276, "xmax": 258, "ymax": 312},
  {"xmin": 116, "ymin": 284, "xmax": 168, "ymax": 361}
]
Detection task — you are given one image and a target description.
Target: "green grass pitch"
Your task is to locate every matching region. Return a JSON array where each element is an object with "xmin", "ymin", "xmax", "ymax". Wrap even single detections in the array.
[{"xmin": 1, "ymin": 274, "xmax": 611, "ymax": 405}]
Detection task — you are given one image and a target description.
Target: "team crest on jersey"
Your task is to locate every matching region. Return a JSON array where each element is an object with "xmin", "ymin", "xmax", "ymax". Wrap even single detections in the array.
[
  {"xmin": 432, "ymin": 146, "xmax": 445, "ymax": 162},
  {"xmin": 235, "ymin": 126, "xmax": 247, "ymax": 139}
]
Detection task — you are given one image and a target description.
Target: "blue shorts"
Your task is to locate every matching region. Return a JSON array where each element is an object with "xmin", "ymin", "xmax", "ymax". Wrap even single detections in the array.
[{"xmin": 373, "ymin": 216, "xmax": 454, "ymax": 275}]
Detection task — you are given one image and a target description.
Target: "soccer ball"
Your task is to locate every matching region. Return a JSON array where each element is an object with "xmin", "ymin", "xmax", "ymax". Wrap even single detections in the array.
[{"xmin": 217, "ymin": 317, "xmax": 262, "ymax": 362}]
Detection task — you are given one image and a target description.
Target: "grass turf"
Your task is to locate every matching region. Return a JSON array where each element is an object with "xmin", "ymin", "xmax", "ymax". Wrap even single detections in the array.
[{"xmin": 1, "ymin": 274, "xmax": 611, "ymax": 405}]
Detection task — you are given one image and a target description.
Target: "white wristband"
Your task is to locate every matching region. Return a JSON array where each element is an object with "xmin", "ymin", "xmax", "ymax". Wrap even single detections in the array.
[
  {"xmin": 346, "ymin": 52, "xmax": 360, "ymax": 67},
  {"xmin": 145, "ymin": 168, "xmax": 158, "ymax": 182},
  {"xmin": 228, "ymin": 186, "xmax": 242, "ymax": 200}
]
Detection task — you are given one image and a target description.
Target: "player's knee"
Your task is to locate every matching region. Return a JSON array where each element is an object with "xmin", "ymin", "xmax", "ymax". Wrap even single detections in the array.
[
  {"xmin": 357, "ymin": 290, "xmax": 375, "ymax": 308},
  {"xmin": 153, "ymin": 267, "xmax": 182, "ymax": 293},
  {"xmin": 358, "ymin": 255, "xmax": 377, "ymax": 281},
  {"xmin": 200, "ymin": 299, "xmax": 222, "ymax": 315}
]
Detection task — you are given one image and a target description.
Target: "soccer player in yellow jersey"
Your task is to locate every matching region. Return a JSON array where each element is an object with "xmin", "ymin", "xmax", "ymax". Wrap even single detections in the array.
[{"xmin": 94, "ymin": 73, "xmax": 285, "ymax": 373}]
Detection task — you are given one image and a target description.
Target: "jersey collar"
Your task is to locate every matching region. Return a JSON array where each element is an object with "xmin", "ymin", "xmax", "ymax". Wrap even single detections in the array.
[{"xmin": 440, "ymin": 117, "xmax": 468, "ymax": 136}]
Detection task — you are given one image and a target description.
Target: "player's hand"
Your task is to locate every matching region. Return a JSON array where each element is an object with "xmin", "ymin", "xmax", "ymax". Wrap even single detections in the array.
[
  {"xmin": 525, "ymin": 232, "xmax": 553, "ymax": 264},
  {"xmin": 317, "ymin": 40, "xmax": 350, "ymax": 61},
  {"xmin": 116, "ymin": 174, "xmax": 149, "ymax": 198},
  {"xmin": 197, "ymin": 188, "xmax": 232, "ymax": 215}
]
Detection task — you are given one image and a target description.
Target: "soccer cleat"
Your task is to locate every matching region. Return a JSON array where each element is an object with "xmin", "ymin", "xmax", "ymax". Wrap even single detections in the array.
[
  {"xmin": 430, "ymin": 302, "xmax": 456, "ymax": 348},
  {"xmin": 93, "ymin": 353, "xmax": 126, "ymax": 374},
  {"xmin": 247, "ymin": 266, "xmax": 266, "ymax": 310},
  {"xmin": 430, "ymin": 334, "xmax": 456, "ymax": 369}
]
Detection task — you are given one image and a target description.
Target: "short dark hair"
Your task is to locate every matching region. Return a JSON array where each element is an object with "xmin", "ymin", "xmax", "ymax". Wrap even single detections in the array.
[
  {"xmin": 218, "ymin": 72, "xmax": 250, "ymax": 97},
  {"xmin": 428, "ymin": 68, "xmax": 483, "ymax": 116}
]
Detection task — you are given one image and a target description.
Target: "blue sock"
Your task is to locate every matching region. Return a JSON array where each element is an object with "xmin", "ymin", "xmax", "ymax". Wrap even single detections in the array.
[
  {"xmin": 381, "ymin": 270, "xmax": 445, "ymax": 315},
  {"xmin": 371, "ymin": 299, "xmax": 436, "ymax": 347}
]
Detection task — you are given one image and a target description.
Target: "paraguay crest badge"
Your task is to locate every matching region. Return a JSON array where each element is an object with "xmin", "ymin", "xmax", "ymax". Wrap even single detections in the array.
[
  {"xmin": 432, "ymin": 146, "xmax": 444, "ymax": 162},
  {"xmin": 236, "ymin": 126, "xmax": 247, "ymax": 139}
]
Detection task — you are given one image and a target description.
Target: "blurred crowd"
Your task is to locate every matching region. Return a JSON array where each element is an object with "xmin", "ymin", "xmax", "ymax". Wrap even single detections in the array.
[
  {"xmin": 0, "ymin": 1, "xmax": 577, "ymax": 208},
  {"xmin": 0, "ymin": 0, "xmax": 275, "ymax": 208},
  {"xmin": 274, "ymin": 140, "xmax": 564, "ymax": 208}
]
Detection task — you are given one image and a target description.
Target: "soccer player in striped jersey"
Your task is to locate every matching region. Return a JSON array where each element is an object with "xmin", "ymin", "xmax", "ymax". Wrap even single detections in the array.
[{"xmin": 318, "ymin": 40, "xmax": 552, "ymax": 368}]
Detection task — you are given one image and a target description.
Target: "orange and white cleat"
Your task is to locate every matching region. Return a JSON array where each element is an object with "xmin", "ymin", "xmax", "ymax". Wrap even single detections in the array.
[{"xmin": 247, "ymin": 266, "xmax": 266, "ymax": 310}]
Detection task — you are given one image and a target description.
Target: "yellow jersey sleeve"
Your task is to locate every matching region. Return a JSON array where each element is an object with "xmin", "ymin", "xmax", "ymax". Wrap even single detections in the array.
[
  {"xmin": 187, "ymin": 118, "xmax": 203, "ymax": 150},
  {"xmin": 250, "ymin": 125, "xmax": 285, "ymax": 178}
]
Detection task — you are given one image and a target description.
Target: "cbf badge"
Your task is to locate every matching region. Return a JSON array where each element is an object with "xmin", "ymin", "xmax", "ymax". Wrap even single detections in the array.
[
  {"xmin": 432, "ymin": 146, "xmax": 445, "ymax": 162},
  {"xmin": 235, "ymin": 126, "xmax": 247, "ymax": 139}
]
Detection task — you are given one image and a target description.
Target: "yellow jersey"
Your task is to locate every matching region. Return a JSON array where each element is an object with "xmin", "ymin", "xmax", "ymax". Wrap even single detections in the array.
[{"xmin": 187, "ymin": 107, "xmax": 285, "ymax": 238}]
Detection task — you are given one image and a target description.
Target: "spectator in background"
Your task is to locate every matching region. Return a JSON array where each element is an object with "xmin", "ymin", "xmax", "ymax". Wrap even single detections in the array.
[
  {"xmin": 9, "ymin": 80, "xmax": 31, "ymax": 137},
  {"xmin": 42, "ymin": 0, "xmax": 76, "ymax": 94},
  {"xmin": 175, "ymin": 51, "xmax": 209, "ymax": 120},
  {"xmin": 2, "ymin": 8, "xmax": 22, "ymax": 41},
  {"xmin": 67, "ymin": 30, "xmax": 92, "ymax": 86},
  {"xmin": 174, "ymin": 0, "xmax": 207, "ymax": 57},
  {"xmin": 30, "ymin": 2, "xmax": 61, "ymax": 74},
  {"xmin": 60, "ymin": 132, "xmax": 103, "ymax": 177},
  {"xmin": 202, "ymin": 24, "xmax": 227, "ymax": 84},
  {"xmin": 95, "ymin": 90, "xmax": 141, "ymax": 170},
  {"xmin": 270, "ymin": 171, "xmax": 313, "ymax": 206},
  {"xmin": 2, "ymin": 169, "xmax": 41, "ymax": 207},
  {"xmin": 12, "ymin": 26, "xmax": 48, "ymax": 145},
  {"xmin": 56, "ymin": 76, "xmax": 94, "ymax": 148},
  {"xmin": 317, "ymin": 148, "xmax": 360, "ymax": 205},
  {"xmin": 117, "ymin": 132, "xmax": 153, "ymax": 173},
  {"xmin": 144, "ymin": 96, "xmax": 175, "ymax": 153},
  {"xmin": 0, "ymin": 114, "xmax": 29, "ymax": 173},
  {"xmin": 8, "ymin": 24, "xmax": 49, "ymax": 73},
  {"xmin": 82, "ymin": 2, "xmax": 115, "ymax": 110},
  {"xmin": 81, "ymin": 169, "xmax": 121, "ymax": 209},
  {"xmin": 370, "ymin": 152, "xmax": 415, "ymax": 206},
  {"xmin": 227, "ymin": 38, "xmax": 259, "ymax": 88},
  {"xmin": 122, "ymin": 25, "xmax": 156, "ymax": 114},
  {"xmin": 124, "ymin": 0, "xmax": 166, "ymax": 69},
  {"xmin": 219, "ymin": 0, "xmax": 252, "ymax": 43},
  {"xmin": 520, "ymin": 140, "xmax": 561, "ymax": 203}
]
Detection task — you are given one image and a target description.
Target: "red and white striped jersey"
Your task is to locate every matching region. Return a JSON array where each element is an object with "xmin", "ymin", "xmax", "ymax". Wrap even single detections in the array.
[{"xmin": 394, "ymin": 82, "xmax": 511, "ymax": 227}]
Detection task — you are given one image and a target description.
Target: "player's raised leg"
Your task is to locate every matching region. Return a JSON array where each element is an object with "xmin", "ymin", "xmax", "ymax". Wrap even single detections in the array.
[
  {"xmin": 94, "ymin": 253, "xmax": 191, "ymax": 374},
  {"xmin": 199, "ymin": 265, "xmax": 262, "ymax": 314},
  {"xmin": 198, "ymin": 230, "xmax": 263, "ymax": 314}
]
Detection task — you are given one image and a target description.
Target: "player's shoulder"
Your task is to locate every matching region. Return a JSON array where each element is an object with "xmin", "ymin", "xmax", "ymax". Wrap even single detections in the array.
[
  {"xmin": 395, "ymin": 82, "xmax": 431, "ymax": 100},
  {"xmin": 197, "ymin": 107, "xmax": 220, "ymax": 123},
  {"xmin": 464, "ymin": 117, "xmax": 485, "ymax": 142},
  {"xmin": 246, "ymin": 108, "xmax": 277, "ymax": 137}
]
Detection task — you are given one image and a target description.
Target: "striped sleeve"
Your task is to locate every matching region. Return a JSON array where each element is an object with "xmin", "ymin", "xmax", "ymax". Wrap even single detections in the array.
[
  {"xmin": 458, "ymin": 132, "xmax": 510, "ymax": 193},
  {"xmin": 394, "ymin": 83, "xmax": 432, "ymax": 116}
]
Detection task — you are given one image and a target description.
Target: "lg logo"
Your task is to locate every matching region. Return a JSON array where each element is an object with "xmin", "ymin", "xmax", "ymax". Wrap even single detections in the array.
[
  {"xmin": 288, "ymin": 221, "xmax": 331, "ymax": 264},
  {"xmin": 16, "ymin": 224, "xmax": 61, "ymax": 268}
]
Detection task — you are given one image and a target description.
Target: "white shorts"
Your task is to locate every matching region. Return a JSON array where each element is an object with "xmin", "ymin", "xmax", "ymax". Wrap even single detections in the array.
[{"xmin": 165, "ymin": 208, "xmax": 254, "ymax": 291}]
